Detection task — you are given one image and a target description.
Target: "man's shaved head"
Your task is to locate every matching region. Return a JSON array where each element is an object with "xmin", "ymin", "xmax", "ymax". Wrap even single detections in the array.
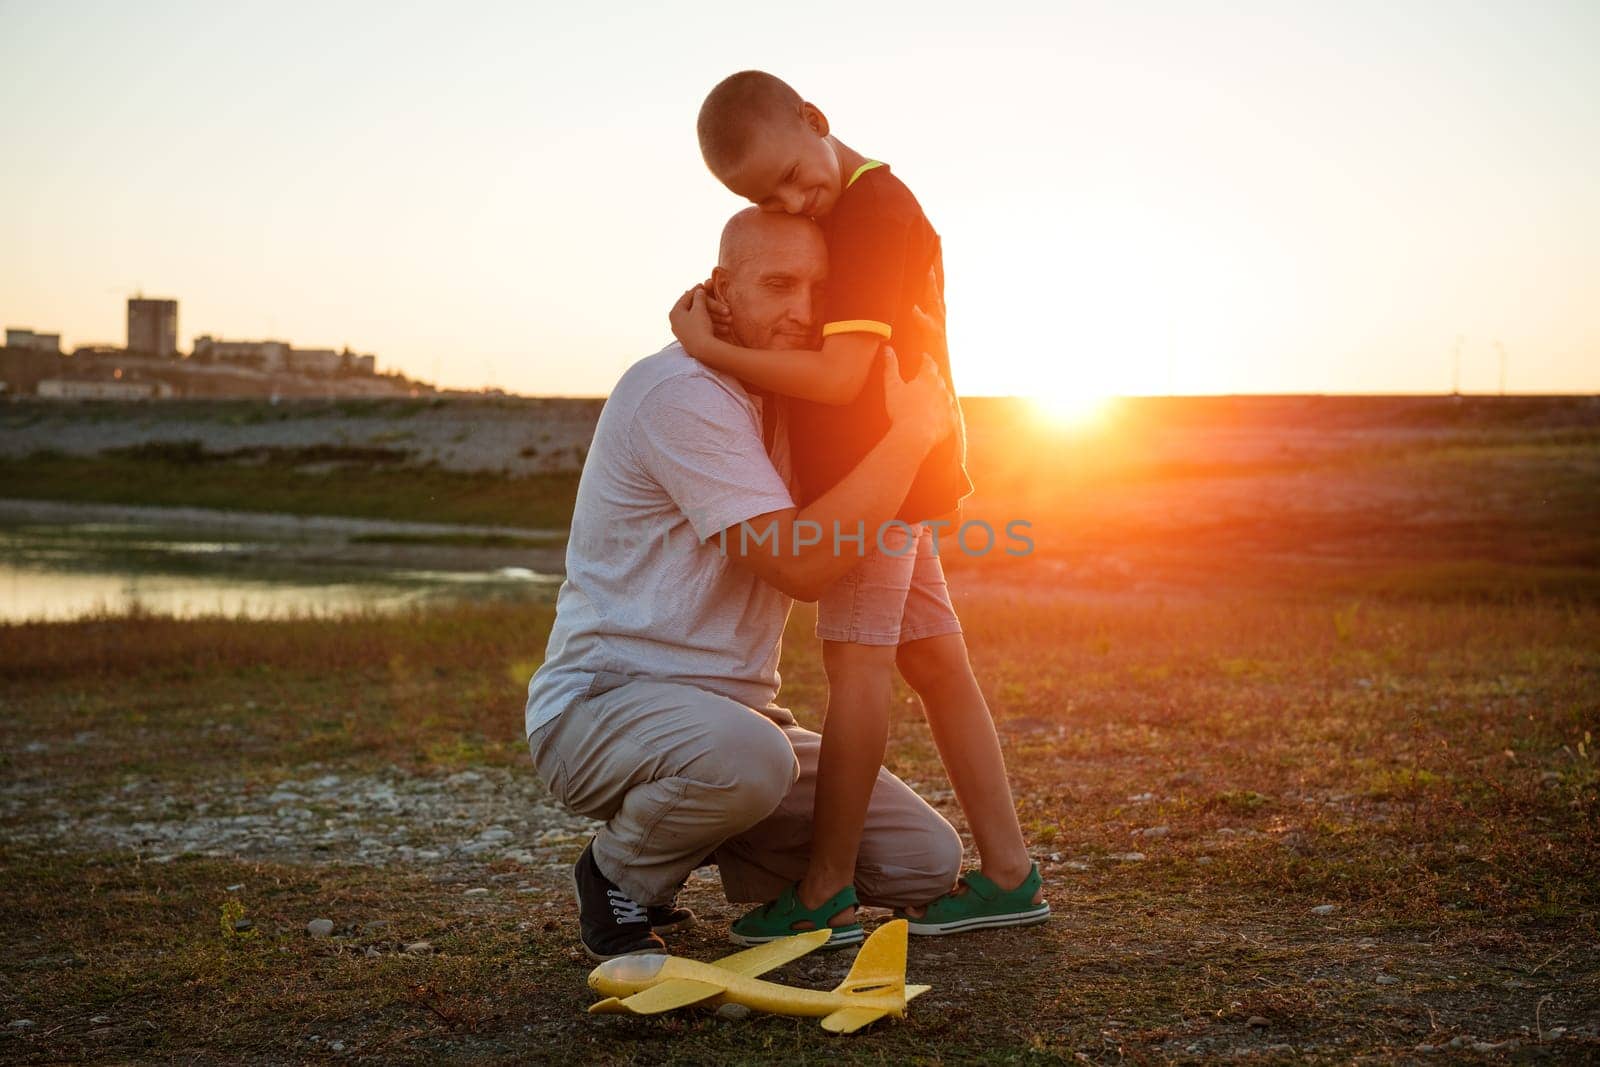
[
  {"xmin": 697, "ymin": 70, "xmax": 806, "ymax": 174},
  {"xmin": 717, "ymin": 207, "xmax": 815, "ymax": 273},
  {"xmin": 711, "ymin": 208, "xmax": 827, "ymax": 352}
]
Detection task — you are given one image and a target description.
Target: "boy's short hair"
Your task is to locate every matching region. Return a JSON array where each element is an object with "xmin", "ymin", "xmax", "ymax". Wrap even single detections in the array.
[{"xmin": 697, "ymin": 70, "xmax": 805, "ymax": 174}]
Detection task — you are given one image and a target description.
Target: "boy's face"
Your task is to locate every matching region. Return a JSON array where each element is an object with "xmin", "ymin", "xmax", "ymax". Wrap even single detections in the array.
[{"xmin": 715, "ymin": 104, "xmax": 842, "ymax": 219}]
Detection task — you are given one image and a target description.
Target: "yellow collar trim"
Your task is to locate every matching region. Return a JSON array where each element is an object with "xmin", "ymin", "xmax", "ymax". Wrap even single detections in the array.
[{"xmin": 846, "ymin": 160, "xmax": 885, "ymax": 189}]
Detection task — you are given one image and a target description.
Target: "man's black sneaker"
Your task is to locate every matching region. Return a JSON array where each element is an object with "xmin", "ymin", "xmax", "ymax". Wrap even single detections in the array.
[
  {"xmin": 648, "ymin": 900, "xmax": 695, "ymax": 934},
  {"xmin": 571, "ymin": 841, "xmax": 666, "ymax": 961}
]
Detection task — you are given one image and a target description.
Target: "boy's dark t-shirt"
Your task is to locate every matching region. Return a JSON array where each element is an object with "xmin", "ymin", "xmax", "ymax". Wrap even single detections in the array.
[{"xmin": 789, "ymin": 161, "xmax": 973, "ymax": 521}]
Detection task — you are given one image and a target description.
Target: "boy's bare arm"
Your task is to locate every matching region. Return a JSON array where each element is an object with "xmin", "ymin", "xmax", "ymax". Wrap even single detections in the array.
[
  {"xmin": 670, "ymin": 287, "xmax": 879, "ymax": 405},
  {"xmin": 719, "ymin": 349, "xmax": 956, "ymax": 600}
]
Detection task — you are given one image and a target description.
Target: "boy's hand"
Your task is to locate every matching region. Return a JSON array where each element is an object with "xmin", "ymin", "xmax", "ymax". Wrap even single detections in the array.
[
  {"xmin": 882, "ymin": 346, "xmax": 956, "ymax": 453},
  {"xmin": 670, "ymin": 286, "xmax": 717, "ymax": 353},
  {"xmin": 700, "ymin": 278, "xmax": 735, "ymax": 341}
]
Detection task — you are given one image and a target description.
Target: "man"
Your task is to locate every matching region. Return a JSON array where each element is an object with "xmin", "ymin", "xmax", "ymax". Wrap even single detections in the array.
[{"xmin": 524, "ymin": 208, "xmax": 963, "ymax": 959}]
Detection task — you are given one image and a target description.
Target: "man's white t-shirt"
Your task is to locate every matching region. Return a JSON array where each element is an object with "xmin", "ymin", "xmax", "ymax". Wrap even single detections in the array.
[{"xmin": 524, "ymin": 343, "xmax": 797, "ymax": 739}]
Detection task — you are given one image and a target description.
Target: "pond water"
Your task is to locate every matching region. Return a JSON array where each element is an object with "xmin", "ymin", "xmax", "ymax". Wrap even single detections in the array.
[{"xmin": 0, "ymin": 509, "xmax": 565, "ymax": 623}]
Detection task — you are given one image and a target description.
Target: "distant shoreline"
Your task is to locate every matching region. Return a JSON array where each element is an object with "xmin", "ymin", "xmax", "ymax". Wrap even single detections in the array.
[{"xmin": 0, "ymin": 498, "xmax": 565, "ymax": 541}]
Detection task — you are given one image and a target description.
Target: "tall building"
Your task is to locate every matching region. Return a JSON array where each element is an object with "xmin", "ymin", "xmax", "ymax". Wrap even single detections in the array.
[{"xmin": 126, "ymin": 297, "xmax": 178, "ymax": 357}]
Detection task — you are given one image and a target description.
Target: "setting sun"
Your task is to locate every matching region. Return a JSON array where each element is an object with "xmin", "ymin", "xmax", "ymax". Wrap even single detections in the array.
[{"xmin": 1030, "ymin": 388, "xmax": 1117, "ymax": 429}]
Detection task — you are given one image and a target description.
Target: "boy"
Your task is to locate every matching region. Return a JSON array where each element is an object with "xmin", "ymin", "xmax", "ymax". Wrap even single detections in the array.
[{"xmin": 669, "ymin": 70, "xmax": 1048, "ymax": 943}]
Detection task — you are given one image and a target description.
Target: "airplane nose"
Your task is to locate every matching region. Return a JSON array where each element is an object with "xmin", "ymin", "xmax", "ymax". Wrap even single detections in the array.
[{"xmin": 594, "ymin": 953, "xmax": 668, "ymax": 983}]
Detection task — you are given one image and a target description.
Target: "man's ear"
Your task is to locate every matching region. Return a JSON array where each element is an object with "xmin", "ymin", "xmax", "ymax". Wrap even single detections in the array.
[
  {"xmin": 799, "ymin": 101, "xmax": 829, "ymax": 138},
  {"xmin": 709, "ymin": 266, "xmax": 732, "ymax": 303}
]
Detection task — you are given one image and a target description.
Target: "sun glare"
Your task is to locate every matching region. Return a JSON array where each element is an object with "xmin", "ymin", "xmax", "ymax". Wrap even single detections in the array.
[{"xmin": 1031, "ymin": 389, "xmax": 1116, "ymax": 429}]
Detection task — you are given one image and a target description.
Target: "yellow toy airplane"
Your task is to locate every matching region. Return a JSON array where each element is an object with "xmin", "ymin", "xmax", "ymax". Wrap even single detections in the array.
[{"xmin": 587, "ymin": 919, "xmax": 930, "ymax": 1034}]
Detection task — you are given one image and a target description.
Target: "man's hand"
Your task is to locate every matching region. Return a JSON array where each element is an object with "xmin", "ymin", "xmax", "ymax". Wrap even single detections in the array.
[
  {"xmin": 669, "ymin": 286, "xmax": 717, "ymax": 353},
  {"xmin": 881, "ymin": 346, "xmax": 956, "ymax": 453},
  {"xmin": 908, "ymin": 302, "xmax": 948, "ymax": 369}
]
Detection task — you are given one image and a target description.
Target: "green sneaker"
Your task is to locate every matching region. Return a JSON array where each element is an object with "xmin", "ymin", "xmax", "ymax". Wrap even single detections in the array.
[
  {"xmin": 729, "ymin": 883, "xmax": 865, "ymax": 947},
  {"xmin": 898, "ymin": 865, "xmax": 1050, "ymax": 935}
]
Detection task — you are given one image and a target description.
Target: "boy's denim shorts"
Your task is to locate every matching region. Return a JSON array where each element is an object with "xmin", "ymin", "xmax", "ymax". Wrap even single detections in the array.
[{"xmin": 815, "ymin": 522, "xmax": 963, "ymax": 647}]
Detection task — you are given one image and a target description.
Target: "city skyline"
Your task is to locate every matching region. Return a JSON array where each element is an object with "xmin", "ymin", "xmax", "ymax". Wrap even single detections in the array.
[{"xmin": 3, "ymin": 1, "xmax": 1597, "ymax": 398}]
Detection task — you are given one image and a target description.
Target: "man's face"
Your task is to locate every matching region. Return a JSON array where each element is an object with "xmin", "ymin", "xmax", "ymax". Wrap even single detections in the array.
[
  {"xmin": 714, "ymin": 222, "xmax": 828, "ymax": 352},
  {"xmin": 714, "ymin": 106, "xmax": 842, "ymax": 219}
]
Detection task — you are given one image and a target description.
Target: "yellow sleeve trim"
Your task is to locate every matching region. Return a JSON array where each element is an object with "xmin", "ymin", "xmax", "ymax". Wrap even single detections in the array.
[
  {"xmin": 846, "ymin": 160, "xmax": 885, "ymax": 188},
  {"xmin": 822, "ymin": 319, "xmax": 893, "ymax": 339}
]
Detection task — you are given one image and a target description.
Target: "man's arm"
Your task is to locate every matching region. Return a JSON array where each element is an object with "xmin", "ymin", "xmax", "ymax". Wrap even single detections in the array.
[
  {"xmin": 670, "ymin": 287, "xmax": 878, "ymax": 406},
  {"xmin": 717, "ymin": 348, "xmax": 957, "ymax": 600}
]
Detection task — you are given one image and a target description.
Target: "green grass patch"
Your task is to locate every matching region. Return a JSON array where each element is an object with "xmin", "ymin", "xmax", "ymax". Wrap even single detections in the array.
[{"xmin": 0, "ymin": 453, "xmax": 578, "ymax": 529}]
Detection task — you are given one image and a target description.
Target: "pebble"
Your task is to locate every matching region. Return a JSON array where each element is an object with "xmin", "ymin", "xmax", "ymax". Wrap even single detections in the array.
[
  {"xmin": 1375, "ymin": 975, "xmax": 1399, "ymax": 985},
  {"xmin": 1128, "ymin": 792, "xmax": 1155, "ymax": 803},
  {"xmin": 1310, "ymin": 904, "xmax": 1338, "ymax": 915},
  {"xmin": 1135, "ymin": 825, "xmax": 1171, "ymax": 838},
  {"xmin": 403, "ymin": 940, "xmax": 433, "ymax": 955},
  {"xmin": 716, "ymin": 1003, "xmax": 751, "ymax": 1021},
  {"xmin": 89, "ymin": 1015, "xmax": 112, "ymax": 1025},
  {"xmin": 464, "ymin": 887, "xmax": 490, "ymax": 897},
  {"xmin": 306, "ymin": 918, "xmax": 335, "ymax": 937},
  {"xmin": 1106, "ymin": 852, "xmax": 1146, "ymax": 862},
  {"xmin": 225, "ymin": 883, "xmax": 244, "ymax": 892},
  {"xmin": 1247, "ymin": 1016, "xmax": 1270, "ymax": 1029},
  {"xmin": 1196, "ymin": 856, "xmax": 1214, "ymax": 865},
  {"xmin": 232, "ymin": 919, "xmax": 254, "ymax": 932},
  {"xmin": 330, "ymin": 1041, "xmax": 346, "ymax": 1052},
  {"xmin": 8, "ymin": 1019, "xmax": 36, "ymax": 1030},
  {"xmin": 1415, "ymin": 1044, "xmax": 1436, "ymax": 1054},
  {"xmin": 365, "ymin": 947, "xmax": 381, "ymax": 958}
]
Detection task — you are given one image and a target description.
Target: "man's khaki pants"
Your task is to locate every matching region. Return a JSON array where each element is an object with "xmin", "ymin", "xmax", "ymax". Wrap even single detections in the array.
[{"xmin": 527, "ymin": 675, "xmax": 962, "ymax": 908}]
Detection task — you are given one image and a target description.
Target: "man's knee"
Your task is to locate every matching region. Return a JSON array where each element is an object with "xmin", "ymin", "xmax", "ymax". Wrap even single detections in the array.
[
  {"xmin": 720, "ymin": 715, "xmax": 799, "ymax": 821},
  {"xmin": 921, "ymin": 815, "xmax": 964, "ymax": 895},
  {"xmin": 860, "ymin": 806, "xmax": 964, "ymax": 907}
]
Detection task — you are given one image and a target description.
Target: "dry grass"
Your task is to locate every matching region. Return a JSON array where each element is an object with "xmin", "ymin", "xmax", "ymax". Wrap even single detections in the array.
[{"xmin": 2, "ymin": 586, "xmax": 1596, "ymax": 1063}]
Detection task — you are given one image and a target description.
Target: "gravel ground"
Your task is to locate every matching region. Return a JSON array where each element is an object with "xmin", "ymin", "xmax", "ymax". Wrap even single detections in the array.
[{"xmin": 2, "ymin": 759, "xmax": 598, "ymax": 874}]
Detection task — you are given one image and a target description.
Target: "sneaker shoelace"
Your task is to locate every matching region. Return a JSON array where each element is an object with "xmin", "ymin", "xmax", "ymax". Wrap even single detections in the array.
[{"xmin": 606, "ymin": 888, "xmax": 648, "ymax": 924}]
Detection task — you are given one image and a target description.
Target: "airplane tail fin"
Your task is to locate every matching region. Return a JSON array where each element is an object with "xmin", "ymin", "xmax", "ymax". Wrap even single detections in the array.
[{"xmin": 821, "ymin": 919, "xmax": 912, "ymax": 1032}]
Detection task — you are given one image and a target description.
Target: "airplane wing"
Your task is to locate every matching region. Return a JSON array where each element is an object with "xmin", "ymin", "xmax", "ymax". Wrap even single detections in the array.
[
  {"xmin": 587, "ymin": 930, "xmax": 832, "ymax": 1018},
  {"xmin": 590, "ymin": 978, "xmax": 726, "ymax": 1015},
  {"xmin": 710, "ymin": 928, "xmax": 832, "ymax": 978}
]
